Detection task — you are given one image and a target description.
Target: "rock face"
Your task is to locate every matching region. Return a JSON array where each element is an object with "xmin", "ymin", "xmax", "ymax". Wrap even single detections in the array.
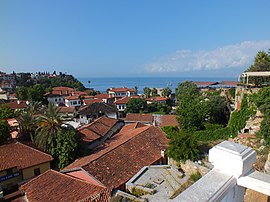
[{"xmin": 264, "ymin": 153, "xmax": 270, "ymax": 174}]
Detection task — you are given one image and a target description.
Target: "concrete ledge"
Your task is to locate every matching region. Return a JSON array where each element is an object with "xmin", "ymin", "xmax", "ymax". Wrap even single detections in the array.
[
  {"xmin": 172, "ymin": 169, "xmax": 236, "ymax": 202},
  {"xmin": 238, "ymin": 171, "xmax": 270, "ymax": 196}
]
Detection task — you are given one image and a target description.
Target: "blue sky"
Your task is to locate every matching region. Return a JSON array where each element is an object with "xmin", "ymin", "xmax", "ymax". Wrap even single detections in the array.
[{"xmin": 1, "ymin": 0, "xmax": 270, "ymax": 78}]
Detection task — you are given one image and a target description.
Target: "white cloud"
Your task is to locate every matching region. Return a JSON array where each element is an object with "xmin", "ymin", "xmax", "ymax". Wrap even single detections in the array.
[{"xmin": 145, "ymin": 41, "xmax": 270, "ymax": 73}]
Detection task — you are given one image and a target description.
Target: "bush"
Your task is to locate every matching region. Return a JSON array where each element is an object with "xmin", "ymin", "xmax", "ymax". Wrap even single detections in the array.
[
  {"xmin": 194, "ymin": 127, "xmax": 234, "ymax": 142},
  {"xmin": 189, "ymin": 171, "xmax": 202, "ymax": 182}
]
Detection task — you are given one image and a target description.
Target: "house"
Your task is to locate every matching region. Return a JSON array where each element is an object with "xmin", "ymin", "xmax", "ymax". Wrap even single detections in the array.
[
  {"xmin": 77, "ymin": 117, "xmax": 124, "ymax": 149},
  {"xmin": 0, "ymin": 142, "xmax": 53, "ymax": 196},
  {"xmin": 64, "ymin": 95, "xmax": 82, "ymax": 107},
  {"xmin": 145, "ymin": 96, "xmax": 169, "ymax": 105},
  {"xmin": 78, "ymin": 102, "xmax": 118, "ymax": 124},
  {"xmin": 0, "ymin": 74, "xmax": 16, "ymax": 93},
  {"xmin": 114, "ymin": 96, "xmax": 141, "ymax": 117},
  {"xmin": 7, "ymin": 100, "xmax": 28, "ymax": 111},
  {"xmin": 125, "ymin": 113, "xmax": 178, "ymax": 127},
  {"xmin": 51, "ymin": 86, "xmax": 75, "ymax": 96},
  {"xmin": 19, "ymin": 169, "xmax": 111, "ymax": 202},
  {"xmin": 63, "ymin": 125, "xmax": 169, "ymax": 190},
  {"xmin": 57, "ymin": 106, "xmax": 76, "ymax": 121},
  {"xmin": 83, "ymin": 98, "xmax": 104, "ymax": 106},
  {"xmin": 108, "ymin": 87, "xmax": 137, "ymax": 98},
  {"xmin": 94, "ymin": 93, "xmax": 115, "ymax": 104},
  {"xmin": 45, "ymin": 93, "xmax": 65, "ymax": 106}
]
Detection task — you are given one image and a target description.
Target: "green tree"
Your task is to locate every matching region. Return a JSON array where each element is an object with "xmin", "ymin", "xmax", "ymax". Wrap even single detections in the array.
[
  {"xmin": 0, "ymin": 105, "xmax": 14, "ymax": 119},
  {"xmin": 0, "ymin": 120, "xmax": 10, "ymax": 144},
  {"xmin": 143, "ymin": 87, "xmax": 151, "ymax": 98},
  {"xmin": 151, "ymin": 88, "xmax": 158, "ymax": 97},
  {"xmin": 247, "ymin": 50, "xmax": 270, "ymax": 85},
  {"xmin": 125, "ymin": 98, "xmax": 147, "ymax": 113},
  {"xmin": 17, "ymin": 86, "xmax": 28, "ymax": 100},
  {"xmin": 34, "ymin": 103, "xmax": 63, "ymax": 153},
  {"xmin": 162, "ymin": 87, "xmax": 172, "ymax": 97},
  {"xmin": 52, "ymin": 129, "xmax": 78, "ymax": 168},
  {"xmin": 28, "ymin": 84, "xmax": 46, "ymax": 102},
  {"xmin": 176, "ymin": 81, "xmax": 206, "ymax": 132},
  {"xmin": 166, "ymin": 130, "xmax": 199, "ymax": 162}
]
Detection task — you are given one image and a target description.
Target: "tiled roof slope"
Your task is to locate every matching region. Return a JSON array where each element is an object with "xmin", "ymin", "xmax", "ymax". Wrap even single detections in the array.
[
  {"xmin": 0, "ymin": 142, "xmax": 53, "ymax": 171},
  {"xmin": 154, "ymin": 115, "xmax": 178, "ymax": 127},
  {"xmin": 20, "ymin": 169, "xmax": 110, "ymax": 202},
  {"xmin": 64, "ymin": 126, "xmax": 169, "ymax": 188},
  {"xmin": 109, "ymin": 87, "xmax": 136, "ymax": 92},
  {"xmin": 78, "ymin": 102, "xmax": 118, "ymax": 115},
  {"xmin": 125, "ymin": 113, "xmax": 153, "ymax": 123},
  {"xmin": 78, "ymin": 117, "xmax": 118, "ymax": 143}
]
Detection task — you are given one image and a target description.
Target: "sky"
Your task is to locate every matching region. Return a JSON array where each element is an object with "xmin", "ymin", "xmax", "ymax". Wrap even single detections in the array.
[{"xmin": 1, "ymin": 0, "xmax": 270, "ymax": 78}]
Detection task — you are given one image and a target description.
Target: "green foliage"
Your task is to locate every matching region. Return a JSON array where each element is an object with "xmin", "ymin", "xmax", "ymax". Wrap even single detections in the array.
[
  {"xmin": 143, "ymin": 87, "xmax": 151, "ymax": 98},
  {"xmin": 17, "ymin": 86, "xmax": 28, "ymax": 100},
  {"xmin": 161, "ymin": 126, "xmax": 179, "ymax": 139},
  {"xmin": 246, "ymin": 51, "xmax": 270, "ymax": 85},
  {"xmin": 146, "ymin": 103, "xmax": 171, "ymax": 114},
  {"xmin": 0, "ymin": 120, "xmax": 10, "ymax": 144},
  {"xmin": 52, "ymin": 129, "xmax": 79, "ymax": 168},
  {"xmin": 228, "ymin": 88, "xmax": 236, "ymax": 98},
  {"xmin": 228, "ymin": 94, "xmax": 255, "ymax": 134},
  {"xmin": 34, "ymin": 103, "xmax": 63, "ymax": 153},
  {"xmin": 252, "ymin": 86, "xmax": 270, "ymax": 113},
  {"xmin": 205, "ymin": 95, "xmax": 229, "ymax": 125},
  {"xmin": 162, "ymin": 87, "xmax": 172, "ymax": 97},
  {"xmin": 176, "ymin": 81, "xmax": 206, "ymax": 132},
  {"xmin": 0, "ymin": 105, "xmax": 15, "ymax": 119},
  {"xmin": 167, "ymin": 130, "xmax": 199, "ymax": 162},
  {"xmin": 125, "ymin": 98, "xmax": 147, "ymax": 113},
  {"xmin": 189, "ymin": 171, "xmax": 202, "ymax": 182},
  {"xmin": 151, "ymin": 88, "xmax": 158, "ymax": 97},
  {"xmin": 27, "ymin": 84, "xmax": 46, "ymax": 102},
  {"xmin": 194, "ymin": 127, "xmax": 234, "ymax": 141}
]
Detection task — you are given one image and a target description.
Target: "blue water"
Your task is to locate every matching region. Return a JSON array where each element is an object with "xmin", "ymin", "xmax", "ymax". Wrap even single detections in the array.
[{"xmin": 78, "ymin": 77, "xmax": 238, "ymax": 93}]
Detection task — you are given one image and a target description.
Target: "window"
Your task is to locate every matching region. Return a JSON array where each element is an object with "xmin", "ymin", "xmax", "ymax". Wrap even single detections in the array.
[{"xmin": 34, "ymin": 168, "xmax": 40, "ymax": 176}]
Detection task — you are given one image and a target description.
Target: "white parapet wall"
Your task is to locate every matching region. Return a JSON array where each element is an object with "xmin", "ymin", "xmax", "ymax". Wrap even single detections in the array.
[{"xmin": 173, "ymin": 141, "xmax": 270, "ymax": 202}]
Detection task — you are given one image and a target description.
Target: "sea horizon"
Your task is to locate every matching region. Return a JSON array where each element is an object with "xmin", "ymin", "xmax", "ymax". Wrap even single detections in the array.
[{"xmin": 78, "ymin": 76, "xmax": 239, "ymax": 93}]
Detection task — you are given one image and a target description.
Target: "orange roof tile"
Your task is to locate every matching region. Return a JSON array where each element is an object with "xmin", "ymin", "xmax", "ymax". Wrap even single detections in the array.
[
  {"xmin": 154, "ymin": 115, "xmax": 178, "ymax": 127},
  {"xmin": 78, "ymin": 117, "xmax": 118, "ymax": 143},
  {"xmin": 125, "ymin": 113, "xmax": 153, "ymax": 123},
  {"xmin": 145, "ymin": 96, "xmax": 168, "ymax": 102},
  {"xmin": 109, "ymin": 87, "xmax": 136, "ymax": 93},
  {"xmin": 64, "ymin": 126, "xmax": 169, "ymax": 189},
  {"xmin": 84, "ymin": 98, "xmax": 104, "ymax": 105},
  {"xmin": 0, "ymin": 142, "xmax": 53, "ymax": 171},
  {"xmin": 7, "ymin": 101, "xmax": 27, "ymax": 110},
  {"xmin": 20, "ymin": 169, "xmax": 110, "ymax": 202},
  {"xmin": 58, "ymin": 106, "xmax": 75, "ymax": 113}
]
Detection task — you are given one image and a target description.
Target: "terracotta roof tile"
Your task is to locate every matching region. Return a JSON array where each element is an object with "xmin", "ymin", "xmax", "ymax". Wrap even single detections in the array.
[
  {"xmin": 145, "ymin": 96, "xmax": 168, "ymax": 102},
  {"xmin": 109, "ymin": 87, "xmax": 136, "ymax": 93},
  {"xmin": 84, "ymin": 98, "xmax": 104, "ymax": 105},
  {"xmin": 194, "ymin": 81, "xmax": 218, "ymax": 86},
  {"xmin": 125, "ymin": 113, "xmax": 153, "ymax": 123},
  {"xmin": 7, "ymin": 101, "xmax": 27, "ymax": 110},
  {"xmin": 64, "ymin": 126, "xmax": 169, "ymax": 188},
  {"xmin": 94, "ymin": 94, "xmax": 110, "ymax": 99},
  {"xmin": 78, "ymin": 117, "xmax": 118, "ymax": 143},
  {"xmin": 0, "ymin": 142, "xmax": 53, "ymax": 171},
  {"xmin": 153, "ymin": 115, "xmax": 178, "ymax": 127},
  {"xmin": 58, "ymin": 106, "xmax": 75, "ymax": 113},
  {"xmin": 64, "ymin": 95, "xmax": 80, "ymax": 100},
  {"xmin": 219, "ymin": 81, "xmax": 240, "ymax": 86},
  {"xmin": 119, "ymin": 122, "xmax": 146, "ymax": 133},
  {"xmin": 20, "ymin": 169, "xmax": 110, "ymax": 202}
]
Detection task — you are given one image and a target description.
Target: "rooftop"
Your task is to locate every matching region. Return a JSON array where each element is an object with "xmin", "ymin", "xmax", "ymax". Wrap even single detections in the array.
[
  {"xmin": 64, "ymin": 126, "xmax": 169, "ymax": 188},
  {"xmin": 20, "ymin": 169, "xmax": 110, "ymax": 202},
  {"xmin": 0, "ymin": 141, "xmax": 53, "ymax": 171}
]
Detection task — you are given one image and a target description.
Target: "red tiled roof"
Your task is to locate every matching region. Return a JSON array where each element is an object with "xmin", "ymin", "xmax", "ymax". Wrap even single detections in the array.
[
  {"xmin": 78, "ymin": 117, "xmax": 118, "ymax": 143},
  {"xmin": 194, "ymin": 81, "xmax": 218, "ymax": 86},
  {"xmin": 125, "ymin": 113, "xmax": 153, "ymax": 123},
  {"xmin": 52, "ymin": 86, "xmax": 75, "ymax": 95},
  {"xmin": 7, "ymin": 101, "xmax": 27, "ymax": 110},
  {"xmin": 73, "ymin": 91, "xmax": 88, "ymax": 96},
  {"xmin": 119, "ymin": 122, "xmax": 146, "ymax": 133},
  {"xmin": 109, "ymin": 87, "xmax": 136, "ymax": 93},
  {"xmin": 52, "ymin": 86, "xmax": 74, "ymax": 91},
  {"xmin": 94, "ymin": 94, "xmax": 110, "ymax": 99},
  {"xmin": 145, "ymin": 96, "xmax": 168, "ymax": 102},
  {"xmin": 64, "ymin": 126, "xmax": 169, "ymax": 188},
  {"xmin": 154, "ymin": 115, "xmax": 178, "ymax": 127},
  {"xmin": 219, "ymin": 81, "xmax": 240, "ymax": 86},
  {"xmin": 58, "ymin": 106, "xmax": 75, "ymax": 113},
  {"xmin": 65, "ymin": 95, "xmax": 80, "ymax": 100},
  {"xmin": 20, "ymin": 169, "xmax": 110, "ymax": 202},
  {"xmin": 84, "ymin": 98, "xmax": 104, "ymax": 105},
  {"xmin": 0, "ymin": 142, "xmax": 53, "ymax": 171},
  {"xmin": 114, "ymin": 96, "xmax": 139, "ymax": 104}
]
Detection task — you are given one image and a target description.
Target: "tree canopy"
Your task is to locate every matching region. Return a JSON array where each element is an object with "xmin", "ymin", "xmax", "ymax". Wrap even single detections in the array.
[
  {"xmin": 0, "ymin": 120, "xmax": 10, "ymax": 144},
  {"xmin": 125, "ymin": 98, "xmax": 147, "ymax": 113}
]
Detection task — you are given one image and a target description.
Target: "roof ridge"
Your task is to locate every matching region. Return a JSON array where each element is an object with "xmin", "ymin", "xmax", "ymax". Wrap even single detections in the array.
[
  {"xmin": 82, "ymin": 125, "xmax": 152, "ymax": 165},
  {"xmin": 16, "ymin": 141, "xmax": 53, "ymax": 160}
]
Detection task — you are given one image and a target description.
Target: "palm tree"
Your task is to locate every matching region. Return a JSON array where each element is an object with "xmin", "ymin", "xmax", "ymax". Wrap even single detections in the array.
[
  {"xmin": 34, "ymin": 103, "xmax": 63, "ymax": 153},
  {"xmin": 17, "ymin": 102, "xmax": 42, "ymax": 141}
]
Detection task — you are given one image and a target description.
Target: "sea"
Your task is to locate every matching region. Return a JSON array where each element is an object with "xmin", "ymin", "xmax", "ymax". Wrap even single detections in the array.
[{"xmin": 78, "ymin": 77, "xmax": 238, "ymax": 94}]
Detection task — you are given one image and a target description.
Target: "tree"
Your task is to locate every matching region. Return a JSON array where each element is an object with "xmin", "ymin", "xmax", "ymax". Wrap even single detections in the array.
[
  {"xmin": 176, "ymin": 81, "xmax": 206, "ymax": 132},
  {"xmin": 166, "ymin": 130, "xmax": 199, "ymax": 162},
  {"xmin": 125, "ymin": 98, "xmax": 147, "ymax": 113},
  {"xmin": 247, "ymin": 51, "xmax": 270, "ymax": 85},
  {"xmin": 143, "ymin": 87, "xmax": 151, "ymax": 98},
  {"xmin": 151, "ymin": 88, "xmax": 158, "ymax": 97},
  {"xmin": 17, "ymin": 86, "xmax": 28, "ymax": 100},
  {"xmin": 28, "ymin": 84, "xmax": 46, "ymax": 102},
  {"xmin": 52, "ymin": 129, "xmax": 78, "ymax": 168},
  {"xmin": 162, "ymin": 87, "xmax": 172, "ymax": 98},
  {"xmin": 0, "ymin": 105, "xmax": 14, "ymax": 119},
  {"xmin": 0, "ymin": 120, "xmax": 10, "ymax": 144},
  {"xmin": 34, "ymin": 103, "xmax": 63, "ymax": 153}
]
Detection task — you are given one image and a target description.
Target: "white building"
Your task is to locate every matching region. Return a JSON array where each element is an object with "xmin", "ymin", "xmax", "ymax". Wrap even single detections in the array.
[{"xmin": 108, "ymin": 87, "xmax": 137, "ymax": 98}]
